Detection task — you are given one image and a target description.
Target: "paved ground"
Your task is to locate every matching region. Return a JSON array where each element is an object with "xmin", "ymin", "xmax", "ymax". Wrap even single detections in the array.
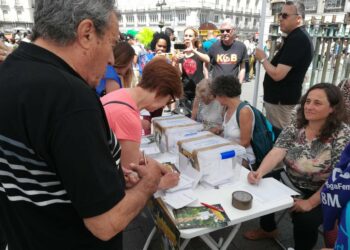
[{"xmin": 123, "ymin": 80, "xmax": 325, "ymax": 250}]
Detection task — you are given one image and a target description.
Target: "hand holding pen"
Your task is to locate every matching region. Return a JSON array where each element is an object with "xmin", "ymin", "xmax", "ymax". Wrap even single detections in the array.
[{"xmin": 246, "ymin": 159, "xmax": 261, "ymax": 185}]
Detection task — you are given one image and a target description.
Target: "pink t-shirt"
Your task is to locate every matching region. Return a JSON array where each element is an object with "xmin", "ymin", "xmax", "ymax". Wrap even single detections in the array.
[{"xmin": 101, "ymin": 89, "xmax": 142, "ymax": 143}]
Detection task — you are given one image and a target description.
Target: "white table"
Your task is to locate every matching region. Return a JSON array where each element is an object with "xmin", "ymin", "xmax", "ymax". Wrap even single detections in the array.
[{"xmin": 143, "ymin": 152, "xmax": 296, "ymax": 250}]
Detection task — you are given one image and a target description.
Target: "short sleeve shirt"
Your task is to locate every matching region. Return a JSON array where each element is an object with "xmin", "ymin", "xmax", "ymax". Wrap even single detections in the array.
[
  {"xmin": 275, "ymin": 122, "xmax": 350, "ymax": 191},
  {"xmin": 0, "ymin": 42, "xmax": 125, "ymax": 250},
  {"xmin": 263, "ymin": 26, "xmax": 314, "ymax": 105},
  {"xmin": 209, "ymin": 40, "xmax": 248, "ymax": 79},
  {"xmin": 102, "ymin": 88, "xmax": 142, "ymax": 143}
]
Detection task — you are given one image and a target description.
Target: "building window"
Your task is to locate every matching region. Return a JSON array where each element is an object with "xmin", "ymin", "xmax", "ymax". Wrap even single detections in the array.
[
  {"xmin": 137, "ymin": 14, "xmax": 146, "ymax": 23},
  {"xmin": 304, "ymin": 0, "xmax": 317, "ymax": 12},
  {"xmin": 215, "ymin": 0, "xmax": 219, "ymax": 5},
  {"xmin": 236, "ymin": 16, "xmax": 239, "ymax": 25},
  {"xmin": 226, "ymin": 0, "xmax": 230, "ymax": 7},
  {"xmin": 244, "ymin": 17, "xmax": 249, "ymax": 26},
  {"xmin": 200, "ymin": 13, "xmax": 208, "ymax": 23},
  {"xmin": 253, "ymin": 18, "xmax": 257, "ymax": 27},
  {"xmin": 177, "ymin": 12, "xmax": 186, "ymax": 22},
  {"xmin": 214, "ymin": 15, "xmax": 219, "ymax": 23},
  {"xmin": 163, "ymin": 12, "xmax": 172, "ymax": 22},
  {"xmin": 126, "ymin": 15, "xmax": 134, "ymax": 23},
  {"xmin": 324, "ymin": 0, "xmax": 345, "ymax": 12},
  {"xmin": 150, "ymin": 13, "xmax": 158, "ymax": 23}
]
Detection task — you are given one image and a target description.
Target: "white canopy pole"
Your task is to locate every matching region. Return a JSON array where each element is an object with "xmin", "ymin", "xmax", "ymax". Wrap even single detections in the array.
[{"xmin": 252, "ymin": 0, "xmax": 267, "ymax": 107}]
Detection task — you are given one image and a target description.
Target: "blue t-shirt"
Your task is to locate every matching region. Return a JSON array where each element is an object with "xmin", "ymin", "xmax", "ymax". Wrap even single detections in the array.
[
  {"xmin": 321, "ymin": 142, "xmax": 350, "ymax": 249},
  {"xmin": 96, "ymin": 65, "xmax": 122, "ymax": 96}
]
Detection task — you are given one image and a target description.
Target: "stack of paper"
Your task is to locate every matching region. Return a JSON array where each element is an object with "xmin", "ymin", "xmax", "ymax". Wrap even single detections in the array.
[{"xmin": 162, "ymin": 189, "xmax": 197, "ymax": 209}]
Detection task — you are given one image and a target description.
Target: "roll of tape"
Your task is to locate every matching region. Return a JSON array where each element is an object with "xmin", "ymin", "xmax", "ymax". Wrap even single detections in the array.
[{"xmin": 232, "ymin": 191, "xmax": 253, "ymax": 210}]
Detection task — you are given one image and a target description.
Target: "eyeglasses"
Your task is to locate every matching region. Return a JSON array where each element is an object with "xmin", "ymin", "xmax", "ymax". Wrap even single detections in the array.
[
  {"xmin": 278, "ymin": 12, "xmax": 299, "ymax": 19},
  {"xmin": 166, "ymin": 94, "xmax": 176, "ymax": 105},
  {"xmin": 220, "ymin": 29, "xmax": 232, "ymax": 34}
]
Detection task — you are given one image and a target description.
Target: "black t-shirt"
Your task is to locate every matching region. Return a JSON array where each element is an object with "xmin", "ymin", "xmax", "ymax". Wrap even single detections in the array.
[
  {"xmin": 208, "ymin": 40, "xmax": 248, "ymax": 79},
  {"xmin": 0, "ymin": 42, "xmax": 125, "ymax": 250},
  {"xmin": 180, "ymin": 49, "xmax": 206, "ymax": 100},
  {"xmin": 263, "ymin": 26, "xmax": 314, "ymax": 105}
]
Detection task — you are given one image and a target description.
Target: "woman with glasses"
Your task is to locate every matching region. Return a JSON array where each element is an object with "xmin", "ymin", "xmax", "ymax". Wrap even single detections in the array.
[
  {"xmin": 96, "ymin": 42, "xmax": 135, "ymax": 96},
  {"xmin": 101, "ymin": 57, "xmax": 183, "ymax": 189}
]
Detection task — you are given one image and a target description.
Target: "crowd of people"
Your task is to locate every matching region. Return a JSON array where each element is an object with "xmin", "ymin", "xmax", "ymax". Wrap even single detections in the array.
[{"xmin": 0, "ymin": 1, "xmax": 350, "ymax": 250}]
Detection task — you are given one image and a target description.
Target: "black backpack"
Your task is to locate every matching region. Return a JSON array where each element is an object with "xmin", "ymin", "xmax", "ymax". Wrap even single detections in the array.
[{"xmin": 236, "ymin": 101, "xmax": 280, "ymax": 168}]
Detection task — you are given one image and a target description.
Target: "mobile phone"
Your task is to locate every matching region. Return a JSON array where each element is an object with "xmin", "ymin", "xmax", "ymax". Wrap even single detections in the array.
[{"xmin": 174, "ymin": 43, "xmax": 186, "ymax": 50}]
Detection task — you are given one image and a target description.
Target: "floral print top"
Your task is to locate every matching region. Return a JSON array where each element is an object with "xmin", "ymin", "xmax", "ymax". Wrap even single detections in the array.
[{"xmin": 275, "ymin": 122, "xmax": 350, "ymax": 192}]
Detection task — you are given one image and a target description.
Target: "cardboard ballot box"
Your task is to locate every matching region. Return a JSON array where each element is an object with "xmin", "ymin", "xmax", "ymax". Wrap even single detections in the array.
[
  {"xmin": 177, "ymin": 135, "xmax": 246, "ymax": 186},
  {"xmin": 152, "ymin": 115, "xmax": 203, "ymax": 153}
]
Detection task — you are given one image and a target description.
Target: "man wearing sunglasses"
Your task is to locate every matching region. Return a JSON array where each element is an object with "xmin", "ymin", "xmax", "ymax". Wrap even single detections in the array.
[
  {"xmin": 254, "ymin": 1, "xmax": 313, "ymax": 129},
  {"xmin": 208, "ymin": 19, "xmax": 248, "ymax": 82}
]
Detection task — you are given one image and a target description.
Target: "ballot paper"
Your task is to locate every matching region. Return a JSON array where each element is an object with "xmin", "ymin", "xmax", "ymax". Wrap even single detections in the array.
[
  {"xmin": 140, "ymin": 142, "xmax": 160, "ymax": 155},
  {"xmin": 162, "ymin": 189, "xmax": 197, "ymax": 209},
  {"xmin": 165, "ymin": 174, "xmax": 195, "ymax": 193},
  {"xmin": 241, "ymin": 177, "xmax": 300, "ymax": 204}
]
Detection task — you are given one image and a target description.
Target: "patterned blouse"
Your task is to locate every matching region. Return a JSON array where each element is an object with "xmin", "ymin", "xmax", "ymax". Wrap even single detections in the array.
[{"xmin": 275, "ymin": 122, "xmax": 350, "ymax": 192}]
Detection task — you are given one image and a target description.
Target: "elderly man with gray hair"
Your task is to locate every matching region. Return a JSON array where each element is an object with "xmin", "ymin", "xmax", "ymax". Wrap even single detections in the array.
[
  {"xmin": 0, "ymin": 1, "xmax": 162, "ymax": 250},
  {"xmin": 208, "ymin": 18, "xmax": 248, "ymax": 83}
]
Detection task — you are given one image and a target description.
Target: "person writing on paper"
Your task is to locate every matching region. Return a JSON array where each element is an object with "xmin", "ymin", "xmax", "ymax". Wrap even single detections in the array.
[
  {"xmin": 0, "ymin": 1, "xmax": 162, "ymax": 249},
  {"xmin": 193, "ymin": 78, "xmax": 224, "ymax": 135},
  {"xmin": 210, "ymin": 75, "xmax": 255, "ymax": 165},
  {"xmin": 245, "ymin": 83, "xmax": 350, "ymax": 250},
  {"xmin": 102, "ymin": 57, "xmax": 183, "ymax": 190}
]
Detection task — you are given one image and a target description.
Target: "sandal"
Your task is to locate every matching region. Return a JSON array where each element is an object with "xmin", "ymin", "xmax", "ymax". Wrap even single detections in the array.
[{"xmin": 243, "ymin": 228, "xmax": 278, "ymax": 240}]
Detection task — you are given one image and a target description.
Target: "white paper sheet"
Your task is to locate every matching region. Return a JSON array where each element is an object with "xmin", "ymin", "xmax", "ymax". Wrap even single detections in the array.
[{"xmin": 163, "ymin": 189, "xmax": 198, "ymax": 209}]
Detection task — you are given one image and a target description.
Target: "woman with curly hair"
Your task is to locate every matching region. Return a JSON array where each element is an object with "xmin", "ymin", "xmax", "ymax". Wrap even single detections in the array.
[
  {"xmin": 137, "ymin": 32, "xmax": 171, "ymax": 76},
  {"xmin": 245, "ymin": 83, "xmax": 350, "ymax": 250},
  {"xmin": 210, "ymin": 74, "xmax": 255, "ymax": 164}
]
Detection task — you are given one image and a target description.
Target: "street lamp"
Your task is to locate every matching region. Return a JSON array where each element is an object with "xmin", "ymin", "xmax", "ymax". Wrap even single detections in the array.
[{"xmin": 156, "ymin": 0, "xmax": 167, "ymax": 32}]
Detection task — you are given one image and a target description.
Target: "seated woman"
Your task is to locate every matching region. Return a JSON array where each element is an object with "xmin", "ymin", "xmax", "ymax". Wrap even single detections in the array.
[
  {"xmin": 245, "ymin": 83, "xmax": 350, "ymax": 250},
  {"xmin": 101, "ymin": 57, "xmax": 183, "ymax": 189},
  {"xmin": 96, "ymin": 41, "xmax": 135, "ymax": 96},
  {"xmin": 194, "ymin": 78, "xmax": 223, "ymax": 135},
  {"xmin": 210, "ymin": 75, "xmax": 256, "ymax": 165}
]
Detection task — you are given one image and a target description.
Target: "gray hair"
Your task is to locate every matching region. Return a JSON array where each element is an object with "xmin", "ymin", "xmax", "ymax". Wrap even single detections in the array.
[
  {"xmin": 220, "ymin": 18, "xmax": 235, "ymax": 29},
  {"xmin": 32, "ymin": 0, "xmax": 116, "ymax": 45},
  {"xmin": 285, "ymin": 1, "xmax": 305, "ymax": 20}
]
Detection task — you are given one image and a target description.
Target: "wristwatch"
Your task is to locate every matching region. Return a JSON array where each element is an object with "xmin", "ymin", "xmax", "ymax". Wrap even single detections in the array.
[{"xmin": 260, "ymin": 57, "xmax": 266, "ymax": 64}]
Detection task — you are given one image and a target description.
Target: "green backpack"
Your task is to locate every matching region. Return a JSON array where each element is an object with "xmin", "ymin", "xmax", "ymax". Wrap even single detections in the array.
[{"xmin": 236, "ymin": 101, "xmax": 280, "ymax": 169}]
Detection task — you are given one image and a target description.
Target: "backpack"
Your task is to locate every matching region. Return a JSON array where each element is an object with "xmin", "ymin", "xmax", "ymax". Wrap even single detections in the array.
[{"xmin": 236, "ymin": 101, "xmax": 280, "ymax": 168}]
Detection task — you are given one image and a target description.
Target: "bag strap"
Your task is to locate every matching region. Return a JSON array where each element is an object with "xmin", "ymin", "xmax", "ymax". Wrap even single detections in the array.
[
  {"xmin": 103, "ymin": 100, "xmax": 136, "ymax": 111},
  {"xmin": 235, "ymin": 101, "xmax": 249, "ymax": 128}
]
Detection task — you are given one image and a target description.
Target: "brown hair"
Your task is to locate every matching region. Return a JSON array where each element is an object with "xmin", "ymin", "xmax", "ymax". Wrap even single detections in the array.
[
  {"xmin": 184, "ymin": 27, "xmax": 200, "ymax": 49},
  {"xmin": 113, "ymin": 41, "xmax": 135, "ymax": 88},
  {"xmin": 296, "ymin": 83, "xmax": 348, "ymax": 141},
  {"xmin": 138, "ymin": 57, "xmax": 183, "ymax": 98}
]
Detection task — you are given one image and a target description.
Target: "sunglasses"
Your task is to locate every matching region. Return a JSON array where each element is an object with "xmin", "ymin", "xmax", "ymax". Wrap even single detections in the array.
[
  {"xmin": 220, "ymin": 29, "xmax": 232, "ymax": 34},
  {"xmin": 278, "ymin": 12, "xmax": 299, "ymax": 19},
  {"xmin": 166, "ymin": 94, "xmax": 176, "ymax": 105}
]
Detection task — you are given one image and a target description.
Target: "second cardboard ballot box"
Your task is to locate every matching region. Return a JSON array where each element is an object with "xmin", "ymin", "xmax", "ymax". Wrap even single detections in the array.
[
  {"xmin": 177, "ymin": 135, "xmax": 246, "ymax": 186},
  {"xmin": 152, "ymin": 115, "xmax": 203, "ymax": 153}
]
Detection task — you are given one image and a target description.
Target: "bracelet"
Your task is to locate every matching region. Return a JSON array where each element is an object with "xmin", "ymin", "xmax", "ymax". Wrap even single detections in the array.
[{"xmin": 260, "ymin": 57, "xmax": 266, "ymax": 64}]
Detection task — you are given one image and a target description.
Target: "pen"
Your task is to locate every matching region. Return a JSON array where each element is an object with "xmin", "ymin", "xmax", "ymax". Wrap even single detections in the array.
[
  {"xmin": 200, "ymin": 202, "xmax": 224, "ymax": 213},
  {"xmin": 247, "ymin": 159, "xmax": 259, "ymax": 186},
  {"xmin": 142, "ymin": 150, "xmax": 148, "ymax": 166}
]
